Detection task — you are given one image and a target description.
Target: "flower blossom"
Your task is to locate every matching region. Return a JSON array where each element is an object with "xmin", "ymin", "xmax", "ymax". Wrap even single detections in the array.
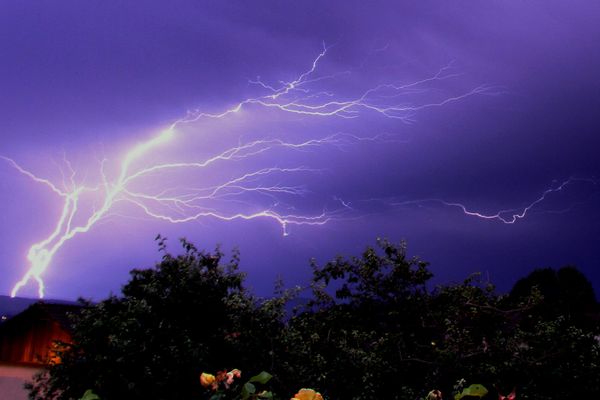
[
  {"xmin": 291, "ymin": 388, "xmax": 324, "ymax": 400},
  {"xmin": 200, "ymin": 369, "xmax": 242, "ymax": 390},
  {"xmin": 225, "ymin": 369, "xmax": 242, "ymax": 387},
  {"xmin": 427, "ymin": 389, "xmax": 442, "ymax": 400},
  {"xmin": 200, "ymin": 373, "xmax": 216, "ymax": 389}
]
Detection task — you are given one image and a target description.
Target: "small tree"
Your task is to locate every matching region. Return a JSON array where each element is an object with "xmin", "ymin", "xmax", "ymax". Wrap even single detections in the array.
[
  {"xmin": 276, "ymin": 240, "xmax": 600, "ymax": 400},
  {"xmin": 279, "ymin": 239, "xmax": 434, "ymax": 400},
  {"xmin": 28, "ymin": 237, "xmax": 283, "ymax": 400}
]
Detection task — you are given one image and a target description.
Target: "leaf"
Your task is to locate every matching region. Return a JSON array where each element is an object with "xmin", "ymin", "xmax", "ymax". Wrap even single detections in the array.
[
  {"xmin": 242, "ymin": 382, "xmax": 256, "ymax": 400},
  {"xmin": 249, "ymin": 371, "xmax": 273, "ymax": 385},
  {"xmin": 80, "ymin": 390, "xmax": 100, "ymax": 400},
  {"xmin": 259, "ymin": 391, "xmax": 274, "ymax": 399},
  {"xmin": 454, "ymin": 384, "xmax": 488, "ymax": 400}
]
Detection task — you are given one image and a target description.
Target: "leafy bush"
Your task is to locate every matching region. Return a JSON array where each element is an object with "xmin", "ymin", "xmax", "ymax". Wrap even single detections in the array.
[
  {"xmin": 28, "ymin": 237, "xmax": 284, "ymax": 400},
  {"xmin": 27, "ymin": 238, "xmax": 600, "ymax": 399}
]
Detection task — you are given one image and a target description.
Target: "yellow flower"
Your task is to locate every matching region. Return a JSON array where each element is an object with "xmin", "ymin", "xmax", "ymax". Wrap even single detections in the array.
[
  {"xmin": 291, "ymin": 388, "xmax": 324, "ymax": 400},
  {"xmin": 200, "ymin": 372, "xmax": 216, "ymax": 388}
]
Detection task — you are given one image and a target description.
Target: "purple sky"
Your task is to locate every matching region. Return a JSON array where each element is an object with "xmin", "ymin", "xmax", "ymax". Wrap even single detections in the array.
[{"xmin": 1, "ymin": 1, "xmax": 599, "ymax": 300}]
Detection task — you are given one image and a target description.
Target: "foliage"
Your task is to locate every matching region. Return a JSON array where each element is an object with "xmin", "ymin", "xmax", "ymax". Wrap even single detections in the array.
[
  {"xmin": 79, "ymin": 390, "xmax": 100, "ymax": 400},
  {"xmin": 509, "ymin": 266, "xmax": 599, "ymax": 330},
  {"xmin": 27, "ymin": 237, "xmax": 600, "ymax": 400},
  {"xmin": 454, "ymin": 383, "xmax": 488, "ymax": 399},
  {"xmin": 276, "ymin": 239, "xmax": 600, "ymax": 399},
  {"xmin": 277, "ymin": 239, "xmax": 433, "ymax": 400},
  {"xmin": 28, "ymin": 237, "xmax": 285, "ymax": 400}
]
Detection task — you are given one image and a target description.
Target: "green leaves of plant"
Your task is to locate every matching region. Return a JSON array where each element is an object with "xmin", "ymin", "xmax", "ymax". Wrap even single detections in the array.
[
  {"xmin": 249, "ymin": 371, "xmax": 273, "ymax": 385},
  {"xmin": 454, "ymin": 384, "xmax": 488, "ymax": 400},
  {"xmin": 241, "ymin": 382, "xmax": 256, "ymax": 400},
  {"xmin": 241, "ymin": 372, "xmax": 273, "ymax": 400},
  {"xmin": 80, "ymin": 390, "xmax": 100, "ymax": 400}
]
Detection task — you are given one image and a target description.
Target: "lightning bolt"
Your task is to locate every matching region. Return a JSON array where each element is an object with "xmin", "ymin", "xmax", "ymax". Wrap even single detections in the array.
[
  {"xmin": 389, "ymin": 177, "xmax": 598, "ymax": 223},
  {"xmin": 4, "ymin": 43, "xmax": 490, "ymax": 298}
]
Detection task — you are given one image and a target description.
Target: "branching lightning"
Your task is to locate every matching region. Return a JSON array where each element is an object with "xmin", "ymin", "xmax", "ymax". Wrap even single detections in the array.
[
  {"xmin": 4, "ymin": 43, "xmax": 493, "ymax": 298},
  {"xmin": 389, "ymin": 177, "xmax": 598, "ymax": 223}
]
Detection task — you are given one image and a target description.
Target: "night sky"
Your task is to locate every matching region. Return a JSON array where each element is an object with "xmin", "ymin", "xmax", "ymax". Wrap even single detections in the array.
[{"xmin": 1, "ymin": 1, "xmax": 599, "ymax": 300}]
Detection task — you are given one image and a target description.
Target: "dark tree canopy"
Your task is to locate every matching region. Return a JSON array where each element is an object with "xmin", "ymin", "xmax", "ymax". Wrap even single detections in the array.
[
  {"xmin": 509, "ymin": 266, "xmax": 599, "ymax": 329},
  {"xmin": 28, "ymin": 238, "xmax": 600, "ymax": 400},
  {"xmin": 28, "ymin": 238, "xmax": 283, "ymax": 400}
]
